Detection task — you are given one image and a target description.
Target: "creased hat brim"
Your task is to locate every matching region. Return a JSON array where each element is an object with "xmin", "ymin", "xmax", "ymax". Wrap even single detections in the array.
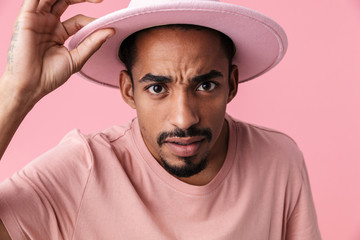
[{"xmin": 69, "ymin": 1, "xmax": 287, "ymax": 88}]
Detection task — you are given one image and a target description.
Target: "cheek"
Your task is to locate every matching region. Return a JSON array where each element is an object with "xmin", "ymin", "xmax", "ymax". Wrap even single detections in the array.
[
  {"xmin": 134, "ymin": 90, "xmax": 172, "ymax": 127},
  {"xmin": 137, "ymin": 105, "xmax": 161, "ymax": 137},
  {"xmin": 140, "ymin": 124, "xmax": 155, "ymax": 146},
  {"xmin": 199, "ymin": 94, "xmax": 228, "ymax": 136},
  {"xmin": 137, "ymin": 109, "xmax": 163, "ymax": 158},
  {"xmin": 135, "ymin": 97, "xmax": 167, "ymax": 145},
  {"xmin": 200, "ymin": 93, "xmax": 228, "ymax": 117},
  {"xmin": 136, "ymin": 98, "xmax": 167, "ymax": 124}
]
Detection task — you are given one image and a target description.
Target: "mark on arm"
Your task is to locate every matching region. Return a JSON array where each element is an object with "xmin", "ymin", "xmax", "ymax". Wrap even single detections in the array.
[{"xmin": 6, "ymin": 21, "xmax": 21, "ymax": 73}]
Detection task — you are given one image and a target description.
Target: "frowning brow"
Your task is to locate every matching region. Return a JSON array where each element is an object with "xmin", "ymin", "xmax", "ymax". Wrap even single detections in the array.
[
  {"xmin": 139, "ymin": 74, "xmax": 171, "ymax": 83},
  {"xmin": 190, "ymin": 70, "xmax": 224, "ymax": 84},
  {"xmin": 138, "ymin": 70, "xmax": 223, "ymax": 84}
]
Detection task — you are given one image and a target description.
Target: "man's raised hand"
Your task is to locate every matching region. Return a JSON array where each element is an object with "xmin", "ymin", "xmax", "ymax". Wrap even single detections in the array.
[
  {"xmin": 0, "ymin": 0, "xmax": 114, "ymax": 161},
  {"xmin": 3, "ymin": 0, "xmax": 114, "ymax": 104}
]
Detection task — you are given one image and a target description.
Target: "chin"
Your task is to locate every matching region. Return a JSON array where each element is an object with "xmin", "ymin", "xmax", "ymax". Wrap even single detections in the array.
[{"xmin": 160, "ymin": 154, "xmax": 208, "ymax": 178}]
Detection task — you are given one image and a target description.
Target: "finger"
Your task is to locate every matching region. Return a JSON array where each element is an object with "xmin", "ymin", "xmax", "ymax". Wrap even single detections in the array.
[
  {"xmin": 21, "ymin": 0, "xmax": 40, "ymax": 12},
  {"xmin": 69, "ymin": 28, "xmax": 115, "ymax": 73},
  {"xmin": 52, "ymin": 0, "xmax": 103, "ymax": 18},
  {"xmin": 62, "ymin": 14, "xmax": 96, "ymax": 38},
  {"xmin": 38, "ymin": 0, "xmax": 58, "ymax": 13}
]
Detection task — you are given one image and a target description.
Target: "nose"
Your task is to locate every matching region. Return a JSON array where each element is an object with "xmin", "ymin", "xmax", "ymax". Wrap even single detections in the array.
[{"xmin": 168, "ymin": 91, "xmax": 199, "ymax": 130}]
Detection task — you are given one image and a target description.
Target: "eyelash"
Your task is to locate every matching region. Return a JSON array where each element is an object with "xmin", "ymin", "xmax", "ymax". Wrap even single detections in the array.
[
  {"xmin": 145, "ymin": 84, "xmax": 167, "ymax": 95},
  {"xmin": 196, "ymin": 81, "xmax": 218, "ymax": 92},
  {"xmin": 145, "ymin": 81, "xmax": 219, "ymax": 95}
]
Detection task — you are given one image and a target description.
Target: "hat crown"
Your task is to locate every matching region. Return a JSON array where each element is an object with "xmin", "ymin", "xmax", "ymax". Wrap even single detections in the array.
[
  {"xmin": 128, "ymin": 0, "xmax": 219, "ymax": 8},
  {"xmin": 70, "ymin": 0, "xmax": 287, "ymax": 87}
]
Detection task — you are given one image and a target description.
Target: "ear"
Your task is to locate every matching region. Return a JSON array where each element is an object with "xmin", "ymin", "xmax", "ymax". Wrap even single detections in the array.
[
  {"xmin": 119, "ymin": 70, "xmax": 136, "ymax": 109},
  {"xmin": 227, "ymin": 65, "xmax": 239, "ymax": 103}
]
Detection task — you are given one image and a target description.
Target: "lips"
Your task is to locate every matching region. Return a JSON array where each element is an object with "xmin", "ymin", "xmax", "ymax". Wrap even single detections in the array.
[{"xmin": 164, "ymin": 137, "xmax": 204, "ymax": 157}]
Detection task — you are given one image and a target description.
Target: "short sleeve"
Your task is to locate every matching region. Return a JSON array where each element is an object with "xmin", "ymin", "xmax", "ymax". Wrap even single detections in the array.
[
  {"xmin": 286, "ymin": 161, "xmax": 322, "ymax": 239},
  {"xmin": 0, "ymin": 130, "xmax": 93, "ymax": 240}
]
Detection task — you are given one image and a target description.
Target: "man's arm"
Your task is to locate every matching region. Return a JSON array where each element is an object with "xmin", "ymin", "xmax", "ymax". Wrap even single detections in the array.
[
  {"xmin": 0, "ymin": 0, "xmax": 114, "ymax": 159},
  {"xmin": 0, "ymin": 0, "xmax": 114, "ymax": 237}
]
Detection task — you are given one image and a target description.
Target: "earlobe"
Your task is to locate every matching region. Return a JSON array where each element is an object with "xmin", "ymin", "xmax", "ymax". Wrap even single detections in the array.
[
  {"xmin": 119, "ymin": 70, "xmax": 136, "ymax": 109},
  {"xmin": 227, "ymin": 65, "xmax": 239, "ymax": 103}
]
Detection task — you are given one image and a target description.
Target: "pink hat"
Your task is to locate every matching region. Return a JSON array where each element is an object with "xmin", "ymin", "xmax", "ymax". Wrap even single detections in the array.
[{"xmin": 69, "ymin": 0, "xmax": 288, "ymax": 88}]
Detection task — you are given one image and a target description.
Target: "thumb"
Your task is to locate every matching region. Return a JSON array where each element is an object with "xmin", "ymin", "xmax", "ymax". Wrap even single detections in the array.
[{"xmin": 69, "ymin": 28, "xmax": 115, "ymax": 73}]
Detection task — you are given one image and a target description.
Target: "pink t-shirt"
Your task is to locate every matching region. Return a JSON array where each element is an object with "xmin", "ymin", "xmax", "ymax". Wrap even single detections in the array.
[{"xmin": 0, "ymin": 115, "xmax": 321, "ymax": 239}]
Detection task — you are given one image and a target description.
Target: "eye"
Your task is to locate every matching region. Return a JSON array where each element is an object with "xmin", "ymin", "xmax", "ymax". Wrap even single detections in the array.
[
  {"xmin": 147, "ymin": 84, "xmax": 166, "ymax": 94},
  {"xmin": 197, "ymin": 81, "xmax": 217, "ymax": 91}
]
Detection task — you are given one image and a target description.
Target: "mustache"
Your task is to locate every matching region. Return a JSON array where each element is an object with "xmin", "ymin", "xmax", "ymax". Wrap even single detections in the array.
[{"xmin": 157, "ymin": 126, "xmax": 212, "ymax": 146}]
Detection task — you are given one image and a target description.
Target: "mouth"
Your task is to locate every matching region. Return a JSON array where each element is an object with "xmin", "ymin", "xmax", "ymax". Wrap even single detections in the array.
[{"xmin": 164, "ymin": 137, "xmax": 205, "ymax": 157}]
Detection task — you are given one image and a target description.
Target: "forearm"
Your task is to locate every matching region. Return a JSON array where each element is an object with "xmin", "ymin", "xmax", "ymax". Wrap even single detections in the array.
[
  {"xmin": 0, "ymin": 0, "xmax": 113, "ymax": 161},
  {"xmin": 0, "ymin": 74, "xmax": 36, "ymax": 160}
]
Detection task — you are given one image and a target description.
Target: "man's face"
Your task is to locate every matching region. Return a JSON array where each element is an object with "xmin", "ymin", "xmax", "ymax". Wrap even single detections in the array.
[{"xmin": 119, "ymin": 27, "xmax": 238, "ymax": 181}]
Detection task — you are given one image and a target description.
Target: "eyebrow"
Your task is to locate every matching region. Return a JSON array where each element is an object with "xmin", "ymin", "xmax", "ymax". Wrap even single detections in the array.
[
  {"xmin": 138, "ymin": 70, "xmax": 224, "ymax": 84},
  {"xmin": 190, "ymin": 70, "xmax": 224, "ymax": 84},
  {"xmin": 139, "ymin": 74, "xmax": 171, "ymax": 83}
]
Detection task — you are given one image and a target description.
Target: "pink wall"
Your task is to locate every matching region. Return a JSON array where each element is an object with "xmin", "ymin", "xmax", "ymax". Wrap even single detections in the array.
[{"xmin": 1, "ymin": 0, "xmax": 359, "ymax": 239}]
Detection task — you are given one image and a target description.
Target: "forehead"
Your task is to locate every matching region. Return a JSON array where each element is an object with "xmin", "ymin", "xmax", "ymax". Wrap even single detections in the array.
[
  {"xmin": 132, "ymin": 27, "xmax": 228, "ymax": 78},
  {"xmin": 135, "ymin": 26, "xmax": 222, "ymax": 53}
]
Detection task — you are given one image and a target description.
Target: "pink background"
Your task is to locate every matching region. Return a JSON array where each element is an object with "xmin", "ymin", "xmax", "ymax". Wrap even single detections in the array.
[{"xmin": 1, "ymin": 0, "xmax": 359, "ymax": 239}]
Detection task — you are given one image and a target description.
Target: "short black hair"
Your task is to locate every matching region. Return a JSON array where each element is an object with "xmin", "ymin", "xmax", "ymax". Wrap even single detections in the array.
[{"xmin": 118, "ymin": 24, "xmax": 236, "ymax": 81}]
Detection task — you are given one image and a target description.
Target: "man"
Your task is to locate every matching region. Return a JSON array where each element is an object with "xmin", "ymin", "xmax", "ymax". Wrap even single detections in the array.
[{"xmin": 0, "ymin": 0, "xmax": 321, "ymax": 239}]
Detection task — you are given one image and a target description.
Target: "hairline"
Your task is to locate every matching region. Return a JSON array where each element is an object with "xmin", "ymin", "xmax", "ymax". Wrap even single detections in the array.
[{"xmin": 118, "ymin": 24, "xmax": 236, "ymax": 84}]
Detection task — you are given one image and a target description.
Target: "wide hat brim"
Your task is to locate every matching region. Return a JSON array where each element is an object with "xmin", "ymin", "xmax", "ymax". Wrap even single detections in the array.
[{"xmin": 69, "ymin": 1, "xmax": 288, "ymax": 88}]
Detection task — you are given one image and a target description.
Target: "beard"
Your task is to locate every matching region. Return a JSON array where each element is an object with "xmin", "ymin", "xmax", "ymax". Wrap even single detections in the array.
[
  {"xmin": 160, "ymin": 153, "xmax": 208, "ymax": 178},
  {"xmin": 157, "ymin": 126, "xmax": 212, "ymax": 178}
]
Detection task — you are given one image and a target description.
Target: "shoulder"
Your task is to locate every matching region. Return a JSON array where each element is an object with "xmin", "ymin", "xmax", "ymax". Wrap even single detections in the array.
[
  {"xmin": 0, "ymin": 120, "xmax": 137, "ymax": 239},
  {"xmin": 228, "ymin": 115, "xmax": 302, "ymax": 152},
  {"xmin": 227, "ymin": 115, "xmax": 305, "ymax": 173},
  {"xmin": 8, "ymin": 118, "xmax": 137, "ymax": 185}
]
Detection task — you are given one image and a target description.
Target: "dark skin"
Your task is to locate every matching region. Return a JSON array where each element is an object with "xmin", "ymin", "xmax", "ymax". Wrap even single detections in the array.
[
  {"xmin": 119, "ymin": 28, "xmax": 238, "ymax": 185},
  {"xmin": 0, "ymin": 1, "xmax": 239, "ymax": 238},
  {"xmin": 0, "ymin": 220, "xmax": 11, "ymax": 240},
  {"xmin": 0, "ymin": 0, "xmax": 114, "ymax": 237},
  {"xmin": 0, "ymin": 32, "xmax": 238, "ymax": 236}
]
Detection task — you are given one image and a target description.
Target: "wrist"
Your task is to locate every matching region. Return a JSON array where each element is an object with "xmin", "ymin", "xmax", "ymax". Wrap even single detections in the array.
[
  {"xmin": 0, "ymin": 74, "xmax": 38, "ymax": 114},
  {"xmin": 0, "ymin": 74, "xmax": 38, "ymax": 160}
]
